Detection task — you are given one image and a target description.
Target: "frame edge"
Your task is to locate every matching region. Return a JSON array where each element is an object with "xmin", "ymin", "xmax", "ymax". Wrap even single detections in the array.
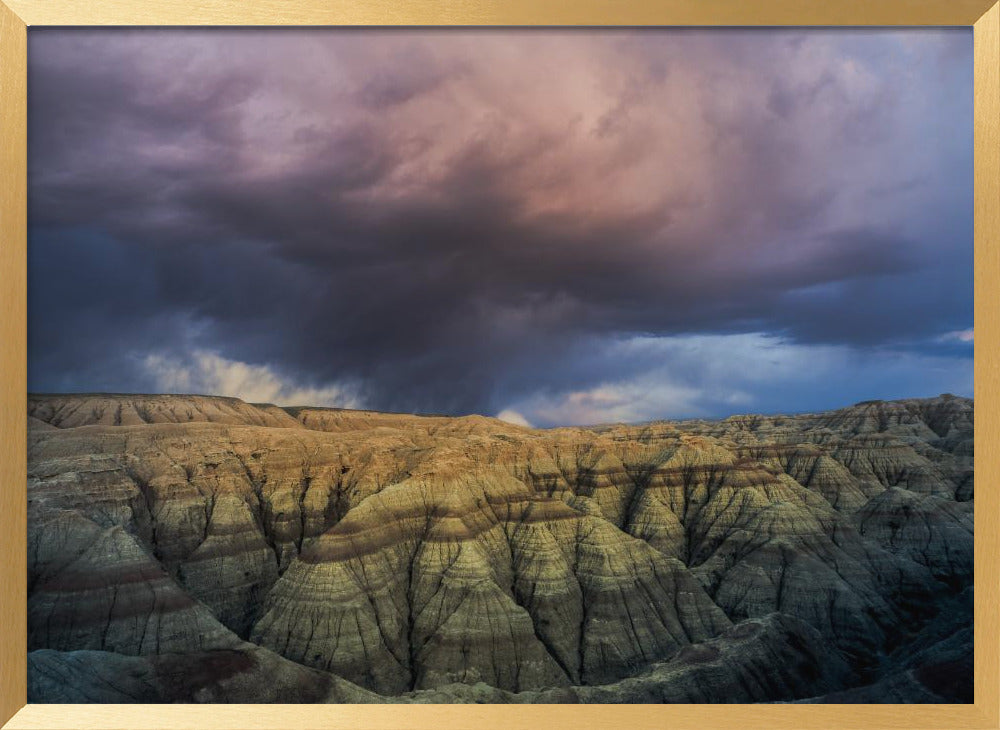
[
  {"xmin": 1, "ymin": 2, "xmax": 997, "ymax": 729},
  {"xmin": 0, "ymin": 0, "xmax": 28, "ymax": 725},
  {"xmin": 974, "ymin": 2, "xmax": 1000, "ymax": 726},
  {"xmin": 3, "ymin": 0, "xmax": 1000, "ymax": 27}
]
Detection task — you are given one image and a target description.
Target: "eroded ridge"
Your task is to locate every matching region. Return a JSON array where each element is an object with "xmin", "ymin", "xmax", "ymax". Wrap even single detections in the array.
[{"xmin": 27, "ymin": 393, "xmax": 974, "ymax": 703}]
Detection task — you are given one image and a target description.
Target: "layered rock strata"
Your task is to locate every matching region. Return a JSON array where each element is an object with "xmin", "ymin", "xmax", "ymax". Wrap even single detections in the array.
[{"xmin": 27, "ymin": 393, "xmax": 974, "ymax": 703}]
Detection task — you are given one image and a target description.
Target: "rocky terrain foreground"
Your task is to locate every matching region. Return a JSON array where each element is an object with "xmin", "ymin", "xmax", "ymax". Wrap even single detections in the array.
[{"xmin": 25, "ymin": 393, "xmax": 974, "ymax": 703}]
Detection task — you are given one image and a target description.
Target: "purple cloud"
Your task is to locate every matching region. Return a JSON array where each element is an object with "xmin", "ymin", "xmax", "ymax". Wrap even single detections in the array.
[{"xmin": 27, "ymin": 28, "xmax": 973, "ymax": 420}]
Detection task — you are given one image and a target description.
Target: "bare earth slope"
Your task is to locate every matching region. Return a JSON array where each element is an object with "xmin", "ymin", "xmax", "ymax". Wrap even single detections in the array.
[{"xmin": 26, "ymin": 393, "xmax": 974, "ymax": 703}]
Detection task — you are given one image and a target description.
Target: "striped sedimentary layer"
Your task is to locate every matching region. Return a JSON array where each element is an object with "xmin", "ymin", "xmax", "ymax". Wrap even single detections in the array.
[{"xmin": 26, "ymin": 393, "xmax": 974, "ymax": 703}]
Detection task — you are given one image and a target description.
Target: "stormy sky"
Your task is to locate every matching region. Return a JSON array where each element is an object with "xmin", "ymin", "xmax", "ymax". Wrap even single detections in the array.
[{"xmin": 27, "ymin": 28, "xmax": 973, "ymax": 426}]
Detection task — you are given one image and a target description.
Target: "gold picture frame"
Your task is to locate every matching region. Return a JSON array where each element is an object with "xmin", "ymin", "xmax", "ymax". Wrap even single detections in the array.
[{"xmin": 1, "ymin": 1, "xmax": 997, "ymax": 727}]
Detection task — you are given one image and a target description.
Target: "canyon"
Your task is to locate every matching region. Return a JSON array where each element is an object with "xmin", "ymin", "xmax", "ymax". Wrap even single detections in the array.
[{"xmin": 25, "ymin": 393, "xmax": 974, "ymax": 703}]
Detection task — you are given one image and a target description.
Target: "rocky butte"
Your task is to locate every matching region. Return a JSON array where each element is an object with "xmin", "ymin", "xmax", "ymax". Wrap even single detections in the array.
[{"xmin": 25, "ymin": 393, "xmax": 973, "ymax": 703}]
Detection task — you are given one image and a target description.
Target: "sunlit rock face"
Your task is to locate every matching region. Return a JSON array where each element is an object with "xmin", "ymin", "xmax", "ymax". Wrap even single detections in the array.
[{"xmin": 26, "ymin": 393, "xmax": 973, "ymax": 703}]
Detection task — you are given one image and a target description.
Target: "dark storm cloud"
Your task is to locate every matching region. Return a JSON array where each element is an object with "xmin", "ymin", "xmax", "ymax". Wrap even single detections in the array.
[{"xmin": 27, "ymin": 28, "xmax": 973, "ymax": 420}]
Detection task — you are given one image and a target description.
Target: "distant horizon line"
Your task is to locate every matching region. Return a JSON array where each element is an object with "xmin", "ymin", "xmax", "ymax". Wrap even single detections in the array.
[{"xmin": 26, "ymin": 390, "xmax": 972, "ymax": 430}]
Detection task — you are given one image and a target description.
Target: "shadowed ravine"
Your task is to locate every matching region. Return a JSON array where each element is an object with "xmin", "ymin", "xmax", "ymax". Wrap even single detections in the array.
[{"xmin": 26, "ymin": 393, "xmax": 973, "ymax": 703}]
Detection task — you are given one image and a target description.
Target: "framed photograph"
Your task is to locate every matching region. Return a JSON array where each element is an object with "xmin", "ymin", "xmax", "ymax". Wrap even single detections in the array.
[{"xmin": 1, "ymin": 1, "xmax": 998, "ymax": 728}]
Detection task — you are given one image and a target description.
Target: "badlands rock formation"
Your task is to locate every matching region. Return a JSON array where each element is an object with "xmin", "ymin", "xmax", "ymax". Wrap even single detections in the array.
[{"xmin": 26, "ymin": 393, "xmax": 974, "ymax": 703}]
